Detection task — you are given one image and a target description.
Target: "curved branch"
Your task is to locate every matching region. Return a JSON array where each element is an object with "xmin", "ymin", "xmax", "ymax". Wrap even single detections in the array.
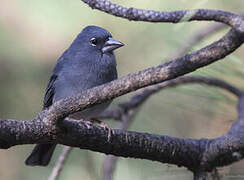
[
  {"xmin": 81, "ymin": 0, "xmax": 244, "ymax": 33},
  {"xmin": 200, "ymin": 95, "xmax": 244, "ymax": 170},
  {"xmin": 122, "ymin": 75, "xmax": 242, "ymax": 108},
  {"xmin": 99, "ymin": 75, "xmax": 242, "ymax": 120},
  {"xmin": 0, "ymin": 118, "xmax": 204, "ymax": 169}
]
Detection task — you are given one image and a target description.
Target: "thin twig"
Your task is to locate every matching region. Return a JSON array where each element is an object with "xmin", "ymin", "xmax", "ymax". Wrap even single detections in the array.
[
  {"xmin": 99, "ymin": 75, "xmax": 242, "ymax": 120},
  {"xmin": 48, "ymin": 146, "xmax": 72, "ymax": 180},
  {"xmin": 169, "ymin": 23, "xmax": 224, "ymax": 59}
]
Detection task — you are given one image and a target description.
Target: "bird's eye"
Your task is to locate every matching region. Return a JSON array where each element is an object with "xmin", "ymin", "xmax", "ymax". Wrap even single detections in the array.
[{"xmin": 90, "ymin": 38, "xmax": 97, "ymax": 46}]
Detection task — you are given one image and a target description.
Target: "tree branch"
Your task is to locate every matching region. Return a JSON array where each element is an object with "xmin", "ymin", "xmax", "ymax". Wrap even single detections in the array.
[
  {"xmin": 81, "ymin": 0, "xmax": 244, "ymax": 33},
  {"xmin": 99, "ymin": 75, "xmax": 242, "ymax": 120},
  {"xmin": 48, "ymin": 146, "xmax": 72, "ymax": 180}
]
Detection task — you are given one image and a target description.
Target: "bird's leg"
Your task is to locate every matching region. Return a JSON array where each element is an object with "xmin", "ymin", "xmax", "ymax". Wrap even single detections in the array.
[{"xmin": 90, "ymin": 118, "xmax": 113, "ymax": 142}]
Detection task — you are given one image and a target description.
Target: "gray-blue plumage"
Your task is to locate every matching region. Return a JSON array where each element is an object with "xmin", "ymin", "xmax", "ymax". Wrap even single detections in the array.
[{"xmin": 25, "ymin": 26, "xmax": 124, "ymax": 166}]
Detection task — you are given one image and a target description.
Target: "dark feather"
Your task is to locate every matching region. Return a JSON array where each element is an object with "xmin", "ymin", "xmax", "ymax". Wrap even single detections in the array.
[{"xmin": 43, "ymin": 74, "xmax": 57, "ymax": 108}]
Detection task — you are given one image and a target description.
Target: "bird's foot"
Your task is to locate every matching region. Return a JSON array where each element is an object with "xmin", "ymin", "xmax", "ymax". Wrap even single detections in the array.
[
  {"xmin": 90, "ymin": 118, "xmax": 113, "ymax": 142},
  {"xmin": 81, "ymin": 120, "xmax": 93, "ymax": 129}
]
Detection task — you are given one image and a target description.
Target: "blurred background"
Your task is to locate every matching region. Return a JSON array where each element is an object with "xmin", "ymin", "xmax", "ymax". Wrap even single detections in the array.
[{"xmin": 0, "ymin": 0, "xmax": 244, "ymax": 179}]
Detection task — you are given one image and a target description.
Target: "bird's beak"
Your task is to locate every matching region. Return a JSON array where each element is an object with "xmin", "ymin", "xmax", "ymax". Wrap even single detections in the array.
[{"xmin": 102, "ymin": 37, "xmax": 124, "ymax": 53}]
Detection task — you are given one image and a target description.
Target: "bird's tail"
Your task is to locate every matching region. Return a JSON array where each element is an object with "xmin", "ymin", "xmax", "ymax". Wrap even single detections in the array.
[{"xmin": 25, "ymin": 144, "xmax": 57, "ymax": 166}]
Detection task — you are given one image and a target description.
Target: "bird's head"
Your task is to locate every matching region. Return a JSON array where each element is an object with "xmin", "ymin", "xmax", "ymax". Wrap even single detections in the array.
[{"xmin": 73, "ymin": 26, "xmax": 124, "ymax": 54}]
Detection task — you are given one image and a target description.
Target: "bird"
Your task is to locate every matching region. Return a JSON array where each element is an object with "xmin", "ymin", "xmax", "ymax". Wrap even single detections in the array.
[{"xmin": 25, "ymin": 25, "xmax": 124, "ymax": 166}]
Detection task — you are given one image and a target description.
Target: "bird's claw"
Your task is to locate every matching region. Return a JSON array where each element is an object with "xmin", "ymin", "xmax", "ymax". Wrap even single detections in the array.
[
  {"xmin": 82, "ymin": 120, "xmax": 93, "ymax": 129},
  {"xmin": 90, "ymin": 118, "xmax": 113, "ymax": 142},
  {"xmin": 99, "ymin": 121, "xmax": 113, "ymax": 142}
]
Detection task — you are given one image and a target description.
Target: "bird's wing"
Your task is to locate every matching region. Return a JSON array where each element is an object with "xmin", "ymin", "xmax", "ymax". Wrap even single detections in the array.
[{"xmin": 43, "ymin": 74, "xmax": 57, "ymax": 108}]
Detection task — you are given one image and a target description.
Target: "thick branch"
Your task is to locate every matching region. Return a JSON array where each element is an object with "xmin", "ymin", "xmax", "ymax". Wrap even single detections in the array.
[
  {"xmin": 0, "ymin": 118, "xmax": 202, "ymax": 169},
  {"xmin": 81, "ymin": 0, "xmax": 244, "ymax": 33}
]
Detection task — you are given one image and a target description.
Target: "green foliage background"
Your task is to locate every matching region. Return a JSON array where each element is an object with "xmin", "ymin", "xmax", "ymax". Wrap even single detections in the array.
[{"xmin": 0, "ymin": 0, "xmax": 244, "ymax": 179}]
